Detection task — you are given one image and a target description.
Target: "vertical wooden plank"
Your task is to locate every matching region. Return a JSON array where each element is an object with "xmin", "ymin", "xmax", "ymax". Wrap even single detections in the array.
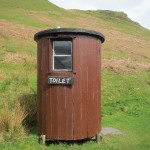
[
  {"xmin": 45, "ymin": 86, "xmax": 52, "ymax": 138},
  {"xmin": 86, "ymin": 38, "xmax": 95, "ymax": 137},
  {"xmin": 45, "ymin": 38, "xmax": 52, "ymax": 138},
  {"xmin": 65, "ymin": 86, "xmax": 74, "ymax": 140},
  {"xmin": 79, "ymin": 38, "xmax": 88, "ymax": 139},
  {"xmin": 38, "ymin": 38, "xmax": 45, "ymax": 135},
  {"xmin": 92, "ymin": 39, "xmax": 100, "ymax": 135},
  {"xmin": 73, "ymin": 38, "xmax": 82, "ymax": 140},
  {"xmin": 48, "ymin": 86, "xmax": 59, "ymax": 139},
  {"xmin": 57, "ymin": 86, "xmax": 67, "ymax": 140},
  {"xmin": 94, "ymin": 39, "xmax": 99, "ymax": 136},
  {"xmin": 86, "ymin": 38, "xmax": 98, "ymax": 137},
  {"xmin": 37, "ymin": 39, "xmax": 42, "ymax": 134},
  {"xmin": 41, "ymin": 38, "xmax": 49, "ymax": 135},
  {"xmin": 96, "ymin": 40, "xmax": 101, "ymax": 133}
]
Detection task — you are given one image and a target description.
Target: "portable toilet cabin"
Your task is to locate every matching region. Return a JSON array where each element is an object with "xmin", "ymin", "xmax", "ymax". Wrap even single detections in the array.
[{"xmin": 34, "ymin": 28, "xmax": 105, "ymax": 143}]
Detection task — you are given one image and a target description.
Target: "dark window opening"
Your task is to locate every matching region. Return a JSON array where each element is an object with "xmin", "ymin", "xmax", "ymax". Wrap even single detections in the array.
[{"xmin": 53, "ymin": 40, "xmax": 72, "ymax": 71}]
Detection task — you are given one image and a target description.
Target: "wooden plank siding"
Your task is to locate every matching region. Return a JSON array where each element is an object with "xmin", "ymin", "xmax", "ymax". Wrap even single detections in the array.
[{"xmin": 37, "ymin": 35, "xmax": 102, "ymax": 140}]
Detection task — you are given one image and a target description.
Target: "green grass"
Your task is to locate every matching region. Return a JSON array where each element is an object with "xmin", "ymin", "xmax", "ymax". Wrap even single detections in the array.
[
  {"xmin": 0, "ymin": 0, "xmax": 150, "ymax": 149},
  {"xmin": 0, "ymin": 69, "xmax": 149, "ymax": 149},
  {"xmin": 0, "ymin": 0, "xmax": 75, "ymax": 28},
  {"xmin": 0, "ymin": 0, "xmax": 62, "ymax": 11},
  {"xmin": 101, "ymin": 70, "xmax": 150, "ymax": 150},
  {"xmin": 0, "ymin": 116, "xmax": 149, "ymax": 150},
  {"xmin": 0, "ymin": 9, "xmax": 46, "ymax": 27}
]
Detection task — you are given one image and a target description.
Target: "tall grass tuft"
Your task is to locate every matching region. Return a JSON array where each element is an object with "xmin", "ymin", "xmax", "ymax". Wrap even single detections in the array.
[
  {"xmin": 18, "ymin": 91, "xmax": 37, "ymax": 129},
  {"xmin": 0, "ymin": 100, "xmax": 27, "ymax": 141}
]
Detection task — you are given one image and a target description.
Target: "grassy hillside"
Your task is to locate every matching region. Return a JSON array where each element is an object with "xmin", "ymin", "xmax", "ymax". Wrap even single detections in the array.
[{"xmin": 0, "ymin": 0, "xmax": 150, "ymax": 149}]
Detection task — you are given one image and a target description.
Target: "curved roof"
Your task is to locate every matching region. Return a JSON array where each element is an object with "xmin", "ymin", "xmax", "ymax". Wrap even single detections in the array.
[{"xmin": 34, "ymin": 28, "xmax": 105, "ymax": 43}]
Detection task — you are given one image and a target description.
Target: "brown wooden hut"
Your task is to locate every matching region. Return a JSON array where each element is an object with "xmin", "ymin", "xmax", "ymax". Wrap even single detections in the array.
[{"xmin": 34, "ymin": 28, "xmax": 105, "ymax": 143}]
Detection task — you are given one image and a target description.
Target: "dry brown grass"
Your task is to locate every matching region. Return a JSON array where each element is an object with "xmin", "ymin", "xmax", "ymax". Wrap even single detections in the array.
[
  {"xmin": 0, "ymin": 100, "xmax": 27, "ymax": 141},
  {"xmin": 0, "ymin": 71, "xmax": 5, "ymax": 81},
  {"xmin": 100, "ymin": 28, "xmax": 150, "ymax": 59},
  {"xmin": 0, "ymin": 20, "xmax": 38, "ymax": 41},
  {"xmin": 3, "ymin": 53, "xmax": 26, "ymax": 64},
  {"xmin": 28, "ymin": 13, "xmax": 53, "ymax": 26},
  {"xmin": 67, "ymin": 13, "xmax": 150, "ymax": 61},
  {"xmin": 18, "ymin": 93, "xmax": 37, "ymax": 127},
  {"xmin": 3, "ymin": 53, "xmax": 36, "ymax": 64},
  {"xmin": 102, "ymin": 58, "xmax": 150, "ymax": 73}
]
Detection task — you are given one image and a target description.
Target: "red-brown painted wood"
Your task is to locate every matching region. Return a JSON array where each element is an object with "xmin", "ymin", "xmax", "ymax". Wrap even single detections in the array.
[{"xmin": 36, "ymin": 31, "xmax": 104, "ymax": 140}]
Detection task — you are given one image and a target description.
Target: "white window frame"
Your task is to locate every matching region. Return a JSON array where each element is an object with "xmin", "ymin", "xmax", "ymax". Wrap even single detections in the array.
[{"xmin": 52, "ymin": 40, "xmax": 72, "ymax": 72}]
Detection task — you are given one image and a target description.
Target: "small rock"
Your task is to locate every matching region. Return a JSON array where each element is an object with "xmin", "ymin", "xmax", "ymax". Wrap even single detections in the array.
[{"xmin": 101, "ymin": 127, "xmax": 122, "ymax": 135}]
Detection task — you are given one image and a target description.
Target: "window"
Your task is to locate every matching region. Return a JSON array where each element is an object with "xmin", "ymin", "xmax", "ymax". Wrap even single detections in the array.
[{"xmin": 52, "ymin": 40, "xmax": 72, "ymax": 71}]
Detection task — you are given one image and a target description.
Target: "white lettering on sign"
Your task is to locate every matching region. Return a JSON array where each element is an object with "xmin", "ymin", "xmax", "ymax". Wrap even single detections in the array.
[{"xmin": 48, "ymin": 76, "xmax": 74, "ymax": 85}]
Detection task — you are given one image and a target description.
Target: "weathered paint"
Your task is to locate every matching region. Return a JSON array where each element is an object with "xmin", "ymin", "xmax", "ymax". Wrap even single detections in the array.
[{"xmin": 35, "ymin": 29, "xmax": 104, "ymax": 140}]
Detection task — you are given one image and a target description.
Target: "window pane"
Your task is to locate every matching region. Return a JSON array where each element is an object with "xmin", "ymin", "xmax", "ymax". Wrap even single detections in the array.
[
  {"xmin": 53, "ymin": 41, "xmax": 72, "ymax": 55},
  {"xmin": 54, "ymin": 56, "xmax": 72, "ymax": 70}
]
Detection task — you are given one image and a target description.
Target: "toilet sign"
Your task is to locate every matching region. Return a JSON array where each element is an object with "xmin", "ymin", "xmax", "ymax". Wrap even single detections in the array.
[{"xmin": 48, "ymin": 76, "xmax": 74, "ymax": 85}]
